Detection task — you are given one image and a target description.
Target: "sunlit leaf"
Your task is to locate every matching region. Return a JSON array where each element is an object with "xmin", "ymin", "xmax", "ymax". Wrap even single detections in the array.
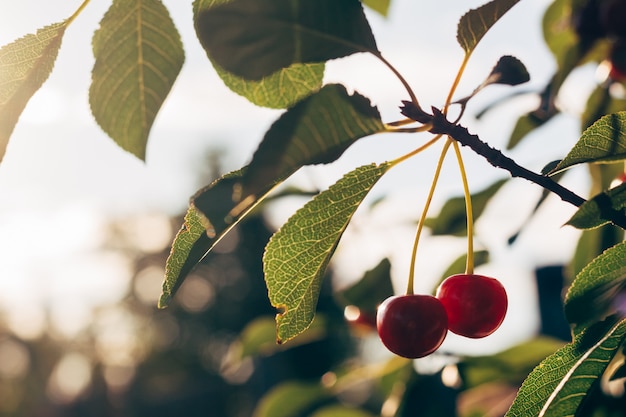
[
  {"xmin": 253, "ymin": 382, "xmax": 329, "ymax": 417},
  {"xmin": 425, "ymin": 178, "xmax": 508, "ymax": 236},
  {"xmin": 553, "ymin": 112, "xmax": 626, "ymax": 174},
  {"xmin": 214, "ymin": 63, "xmax": 324, "ymax": 109},
  {"xmin": 159, "ymin": 169, "xmax": 246, "ymax": 308},
  {"xmin": 90, "ymin": 0, "xmax": 184, "ymax": 160},
  {"xmin": 193, "ymin": 0, "xmax": 324, "ymax": 108},
  {"xmin": 457, "ymin": 0, "xmax": 520, "ymax": 55},
  {"xmin": 195, "ymin": 0, "xmax": 378, "ymax": 80},
  {"xmin": 264, "ymin": 162, "xmax": 392, "ymax": 343},
  {"xmin": 506, "ymin": 319, "xmax": 626, "ymax": 417},
  {"xmin": 566, "ymin": 182, "xmax": 626, "ymax": 229},
  {"xmin": 362, "ymin": 0, "xmax": 391, "ymax": 16},
  {"xmin": 0, "ymin": 21, "xmax": 68, "ymax": 162},
  {"xmin": 159, "ymin": 205, "xmax": 210, "ymax": 308},
  {"xmin": 570, "ymin": 227, "xmax": 621, "ymax": 279},
  {"xmin": 243, "ymin": 84, "xmax": 385, "ymax": 203},
  {"xmin": 565, "ymin": 241, "xmax": 626, "ymax": 333}
]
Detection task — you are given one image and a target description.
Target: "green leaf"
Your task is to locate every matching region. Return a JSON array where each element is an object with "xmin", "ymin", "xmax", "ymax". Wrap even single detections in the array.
[
  {"xmin": 90, "ymin": 0, "xmax": 185, "ymax": 160},
  {"xmin": 553, "ymin": 112, "xmax": 626, "ymax": 174},
  {"xmin": 564, "ymin": 241, "xmax": 626, "ymax": 333},
  {"xmin": 243, "ymin": 84, "xmax": 385, "ymax": 203},
  {"xmin": 362, "ymin": 0, "xmax": 391, "ymax": 16},
  {"xmin": 159, "ymin": 206, "xmax": 209, "ymax": 308},
  {"xmin": 486, "ymin": 55, "xmax": 530, "ymax": 87},
  {"xmin": 231, "ymin": 315, "xmax": 327, "ymax": 360},
  {"xmin": 457, "ymin": 0, "xmax": 521, "ymax": 55},
  {"xmin": 458, "ymin": 337, "xmax": 565, "ymax": 389},
  {"xmin": 264, "ymin": 162, "xmax": 393, "ymax": 343},
  {"xmin": 214, "ymin": 63, "xmax": 324, "ymax": 109},
  {"xmin": 542, "ymin": 0, "xmax": 578, "ymax": 72},
  {"xmin": 339, "ymin": 258, "xmax": 394, "ymax": 312},
  {"xmin": 506, "ymin": 111, "xmax": 553, "ymax": 150},
  {"xmin": 566, "ymin": 183, "xmax": 626, "ymax": 229},
  {"xmin": 0, "ymin": 21, "xmax": 68, "ymax": 162},
  {"xmin": 195, "ymin": 0, "xmax": 379, "ymax": 80},
  {"xmin": 425, "ymin": 178, "xmax": 508, "ymax": 236},
  {"xmin": 506, "ymin": 319, "xmax": 626, "ymax": 417},
  {"xmin": 253, "ymin": 382, "xmax": 329, "ymax": 417},
  {"xmin": 193, "ymin": 0, "xmax": 324, "ymax": 109},
  {"xmin": 159, "ymin": 169, "xmax": 247, "ymax": 308}
]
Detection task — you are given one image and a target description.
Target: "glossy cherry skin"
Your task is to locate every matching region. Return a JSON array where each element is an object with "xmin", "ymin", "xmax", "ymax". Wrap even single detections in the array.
[
  {"xmin": 376, "ymin": 295, "xmax": 448, "ymax": 359},
  {"xmin": 436, "ymin": 274, "xmax": 508, "ymax": 339}
]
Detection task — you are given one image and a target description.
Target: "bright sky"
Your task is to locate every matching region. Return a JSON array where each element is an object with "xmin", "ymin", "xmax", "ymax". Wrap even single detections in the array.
[{"xmin": 0, "ymin": 0, "xmax": 593, "ymax": 363}]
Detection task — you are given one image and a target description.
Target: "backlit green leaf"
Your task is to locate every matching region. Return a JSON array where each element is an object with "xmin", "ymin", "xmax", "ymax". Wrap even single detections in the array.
[
  {"xmin": 564, "ymin": 241, "xmax": 626, "ymax": 333},
  {"xmin": 253, "ymin": 382, "xmax": 329, "ymax": 417},
  {"xmin": 159, "ymin": 205, "xmax": 209, "ymax": 308},
  {"xmin": 90, "ymin": 0, "xmax": 184, "ymax": 160},
  {"xmin": 457, "ymin": 0, "xmax": 520, "ymax": 55},
  {"xmin": 566, "ymin": 183, "xmax": 626, "ymax": 229},
  {"xmin": 243, "ymin": 84, "xmax": 385, "ymax": 199},
  {"xmin": 214, "ymin": 63, "xmax": 324, "ymax": 109},
  {"xmin": 0, "ymin": 21, "xmax": 68, "ymax": 162},
  {"xmin": 159, "ymin": 169, "xmax": 246, "ymax": 308},
  {"xmin": 425, "ymin": 178, "xmax": 508, "ymax": 236},
  {"xmin": 506, "ymin": 319, "xmax": 626, "ymax": 417},
  {"xmin": 193, "ymin": 0, "xmax": 324, "ymax": 108},
  {"xmin": 264, "ymin": 162, "xmax": 392, "ymax": 343},
  {"xmin": 195, "ymin": 0, "xmax": 378, "ymax": 80},
  {"xmin": 553, "ymin": 112, "xmax": 626, "ymax": 174}
]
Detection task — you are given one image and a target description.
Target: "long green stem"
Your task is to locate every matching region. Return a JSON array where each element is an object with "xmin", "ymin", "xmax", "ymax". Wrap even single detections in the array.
[
  {"xmin": 452, "ymin": 141, "xmax": 474, "ymax": 274},
  {"xmin": 406, "ymin": 140, "xmax": 452, "ymax": 295}
]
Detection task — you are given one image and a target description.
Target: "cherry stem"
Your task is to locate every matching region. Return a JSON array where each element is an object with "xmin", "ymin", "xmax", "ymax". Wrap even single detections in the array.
[
  {"xmin": 406, "ymin": 138, "xmax": 451, "ymax": 295},
  {"xmin": 68, "ymin": 0, "xmax": 91, "ymax": 23},
  {"xmin": 443, "ymin": 55, "xmax": 470, "ymax": 114},
  {"xmin": 374, "ymin": 52, "xmax": 422, "ymax": 111},
  {"xmin": 452, "ymin": 141, "xmax": 474, "ymax": 274}
]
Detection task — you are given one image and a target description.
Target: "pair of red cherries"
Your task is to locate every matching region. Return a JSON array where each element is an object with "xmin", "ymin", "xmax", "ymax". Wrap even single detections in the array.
[{"xmin": 376, "ymin": 274, "xmax": 508, "ymax": 359}]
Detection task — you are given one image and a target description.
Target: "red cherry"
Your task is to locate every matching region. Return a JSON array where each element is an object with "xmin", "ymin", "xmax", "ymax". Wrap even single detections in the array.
[
  {"xmin": 436, "ymin": 274, "xmax": 508, "ymax": 339},
  {"xmin": 376, "ymin": 295, "xmax": 448, "ymax": 358}
]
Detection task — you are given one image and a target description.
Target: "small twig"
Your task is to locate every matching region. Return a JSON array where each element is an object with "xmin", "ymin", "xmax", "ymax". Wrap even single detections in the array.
[{"xmin": 399, "ymin": 101, "xmax": 626, "ymax": 230}]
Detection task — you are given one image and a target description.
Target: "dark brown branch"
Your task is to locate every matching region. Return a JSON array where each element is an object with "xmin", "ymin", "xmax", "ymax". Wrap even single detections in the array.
[{"xmin": 400, "ymin": 101, "xmax": 626, "ymax": 230}]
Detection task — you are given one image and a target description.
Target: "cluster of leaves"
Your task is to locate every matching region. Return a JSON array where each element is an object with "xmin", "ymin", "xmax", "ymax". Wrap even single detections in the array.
[{"xmin": 2, "ymin": 0, "xmax": 626, "ymax": 415}]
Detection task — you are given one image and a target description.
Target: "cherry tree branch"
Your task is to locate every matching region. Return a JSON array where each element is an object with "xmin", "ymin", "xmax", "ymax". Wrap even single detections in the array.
[{"xmin": 400, "ymin": 101, "xmax": 626, "ymax": 230}]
